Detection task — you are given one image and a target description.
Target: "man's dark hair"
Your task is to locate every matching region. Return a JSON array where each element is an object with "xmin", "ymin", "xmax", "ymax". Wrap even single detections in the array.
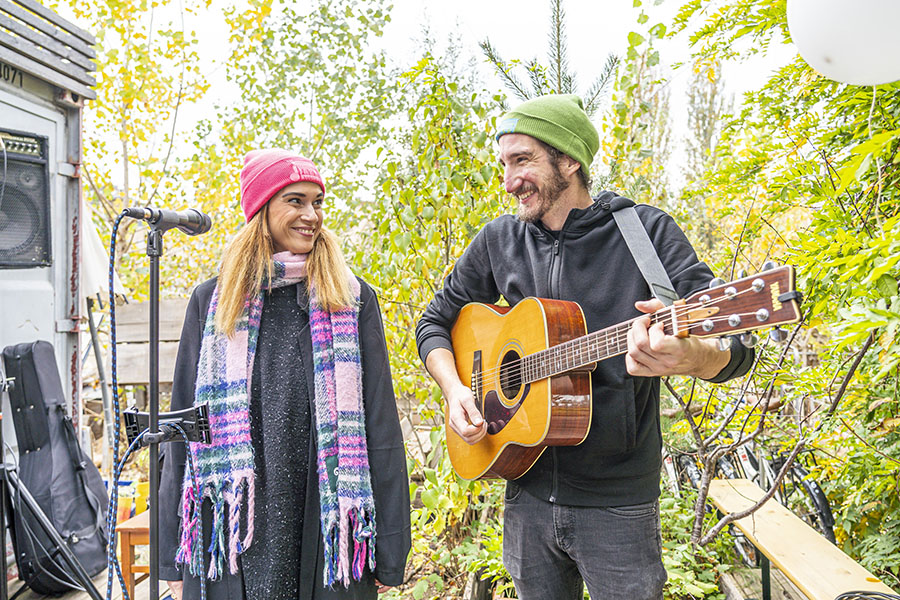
[{"xmin": 538, "ymin": 139, "xmax": 593, "ymax": 192}]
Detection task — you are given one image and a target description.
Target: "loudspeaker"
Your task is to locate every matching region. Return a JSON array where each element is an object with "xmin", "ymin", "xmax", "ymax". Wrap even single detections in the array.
[{"xmin": 0, "ymin": 129, "xmax": 51, "ymax": 268}]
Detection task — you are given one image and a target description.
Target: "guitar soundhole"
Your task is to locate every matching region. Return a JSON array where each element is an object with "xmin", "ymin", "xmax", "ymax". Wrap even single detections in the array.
[{"xmin": 499, "ymin": 350, "xmax": 522, "ymax": 400}]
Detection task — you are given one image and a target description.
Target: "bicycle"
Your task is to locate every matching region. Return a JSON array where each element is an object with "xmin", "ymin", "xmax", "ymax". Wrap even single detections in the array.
[{"xmin": 661, "ymin": 446, "xmax": 761, "ymax": 567}]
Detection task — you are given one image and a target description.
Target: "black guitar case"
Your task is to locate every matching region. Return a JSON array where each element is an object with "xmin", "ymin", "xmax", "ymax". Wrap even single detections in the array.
[{"xmin": 2, "ymin": 341, "xmax": 108, "ymax": 594}]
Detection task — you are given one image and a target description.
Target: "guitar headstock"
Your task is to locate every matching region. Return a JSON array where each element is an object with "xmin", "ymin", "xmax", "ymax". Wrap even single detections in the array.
[{"xmin": 669, "ymin": 265, "xmax": 802, "ymax": 340}]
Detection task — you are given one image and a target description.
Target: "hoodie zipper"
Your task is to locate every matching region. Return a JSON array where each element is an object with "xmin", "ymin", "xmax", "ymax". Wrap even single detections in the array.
[
  {"xmin": 547, "ymin": 236, "xmax": 562, "ymax": 298},
  {"xmin": 547, "ymin": 233, "xmax": 563, "ymax": 503}
]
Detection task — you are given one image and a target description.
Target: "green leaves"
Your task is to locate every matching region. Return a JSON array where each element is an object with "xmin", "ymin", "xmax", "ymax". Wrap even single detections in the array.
[
  {"xmin": 628, "ymin": 31, "xmax": 646, "ymax": 47},
  {"xmin": 834, "ymin": 129, "xmax": 900, "ymax": 196}
]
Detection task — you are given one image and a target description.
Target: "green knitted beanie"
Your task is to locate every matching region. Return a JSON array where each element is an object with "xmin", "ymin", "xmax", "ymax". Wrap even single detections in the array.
[{"xmin": 496, "ymin": 94, "xmax": 599, "ymax": 175}]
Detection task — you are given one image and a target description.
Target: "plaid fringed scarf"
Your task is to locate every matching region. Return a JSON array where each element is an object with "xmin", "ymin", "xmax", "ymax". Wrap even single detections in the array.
[{"xmin": 175, "ymin": 252, "xmax": 377, "ymax": 587}]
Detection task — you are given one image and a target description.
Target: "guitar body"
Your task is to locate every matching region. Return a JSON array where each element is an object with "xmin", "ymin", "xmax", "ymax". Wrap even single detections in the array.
[
  {"xmin": 449, "ymin": 298, "xmax": 593, "ymax": 480},
  {"xmin": 445, "ymin": 265, "xmax": 803, "ymax": 481}
]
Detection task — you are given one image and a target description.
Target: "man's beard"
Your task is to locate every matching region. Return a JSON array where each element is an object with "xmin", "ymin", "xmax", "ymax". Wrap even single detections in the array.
[{"xmin": 516, "ymin": 161, "xmax": 571, "ymax": 224}]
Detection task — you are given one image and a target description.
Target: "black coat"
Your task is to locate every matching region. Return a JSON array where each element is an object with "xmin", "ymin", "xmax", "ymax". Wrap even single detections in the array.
[{"xmin": 159, "ymin": 277, "xmax": 411, "ymax": 599}]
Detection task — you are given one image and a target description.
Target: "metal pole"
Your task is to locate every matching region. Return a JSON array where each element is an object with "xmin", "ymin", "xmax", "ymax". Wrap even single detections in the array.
[
  {"xmin": 761, "ymin": 554, "xmax": 771, "ymax": 600},
  {"xmin": 147, "ymin": 229, "xmax": 162, "ymax": 600},
  {"xmin": 85, "ymin": 298, "xmax": 114, "ymax": 477}
]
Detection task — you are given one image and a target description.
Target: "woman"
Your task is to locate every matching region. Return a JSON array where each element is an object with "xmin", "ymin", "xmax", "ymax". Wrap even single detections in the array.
[{"xmin": 159, "ymin": 150, "xmax": 411, "ymax": 600}]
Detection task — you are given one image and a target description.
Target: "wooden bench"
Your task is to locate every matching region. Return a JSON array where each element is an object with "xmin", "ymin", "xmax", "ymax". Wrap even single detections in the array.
[
  {"xmin": 708, "ymin": 478, "xmax": 898, "ymax": 600},
  {"xmin": 115, "ymin": 510, "xmax": 149, "ymax": 598}
]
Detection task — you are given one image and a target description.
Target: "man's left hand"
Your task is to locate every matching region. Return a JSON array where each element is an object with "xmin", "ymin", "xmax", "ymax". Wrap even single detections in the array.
[{"xmin": 626, "ymin": 298, "xmax": 730, "ymax": 379}]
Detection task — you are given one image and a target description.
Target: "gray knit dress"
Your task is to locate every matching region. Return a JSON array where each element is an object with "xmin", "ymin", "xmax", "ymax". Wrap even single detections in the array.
[{"xmin": 241, "ymin": 284, "xmax": 311, "ymax": 599}]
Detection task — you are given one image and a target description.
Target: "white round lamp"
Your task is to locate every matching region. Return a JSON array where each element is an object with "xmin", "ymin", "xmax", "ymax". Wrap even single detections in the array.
[{"xmin": 787, "ymin": 0, "xmax": 900, "ymax": 85}]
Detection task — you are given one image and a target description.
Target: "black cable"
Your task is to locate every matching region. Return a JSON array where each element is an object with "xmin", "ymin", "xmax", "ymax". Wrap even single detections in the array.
[
  {"xmin": 105, "ymin": 432, "xmax": 148, "ymax": 600},
  {"xmin": 104, "ymin": 212, "xmax": 130, "ymax": 600}
]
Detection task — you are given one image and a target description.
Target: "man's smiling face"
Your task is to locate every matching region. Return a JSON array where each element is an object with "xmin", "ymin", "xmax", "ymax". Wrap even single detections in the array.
[{"xmin": 498, "ymin": 133, "xmax": 570, "ymax": 224}]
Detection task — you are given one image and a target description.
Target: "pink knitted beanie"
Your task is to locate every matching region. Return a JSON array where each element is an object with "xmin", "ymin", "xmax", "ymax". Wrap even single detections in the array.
[{"xmin": 239, "ymin": 149, "xmax": 325, "ymax": 222}]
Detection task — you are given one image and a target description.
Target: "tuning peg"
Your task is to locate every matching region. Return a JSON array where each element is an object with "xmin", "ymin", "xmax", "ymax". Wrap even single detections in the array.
[
  {"xmin": 736, "ymin": 268, "xmax": 747, "ymax": 280},
  {"xmin": 709, "ymin": 277, "xmax": 726, "ymax": 289},
  {"xmin": 716, "ymin": 337, "xmax": 732, "ymax": 352},
  {"xmin": 769, "ymin": 327, "xmax": 789, "ymax": 343},
  {"xmin": 762, "ymin": 260, "xmax": 778, "ymax": 271},
  {"xmin": 740, "ymin": 333, "xmax": 758, "ymax": 348}
]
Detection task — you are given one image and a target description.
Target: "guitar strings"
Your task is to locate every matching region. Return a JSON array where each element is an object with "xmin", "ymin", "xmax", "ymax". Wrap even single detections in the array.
[
  {"xmin": 475, "ymin": 309, "xmax": 762, "ymax": 391},
  {"xmin": 471, "ymin": 284, "xmax": 771, "ymax": 389},
  {"xmin": 481, "ymin": 310, "xmax": 764, "ymax": 390},
  {"xmin": 473, "ymin": 283, "xmax": 760, "ymax": 384}
]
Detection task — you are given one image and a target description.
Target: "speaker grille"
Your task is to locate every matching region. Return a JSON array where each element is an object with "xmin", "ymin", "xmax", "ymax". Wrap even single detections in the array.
[{"xmin": 0, "ymin": 130, "xmax": 51, "ymax": 268}]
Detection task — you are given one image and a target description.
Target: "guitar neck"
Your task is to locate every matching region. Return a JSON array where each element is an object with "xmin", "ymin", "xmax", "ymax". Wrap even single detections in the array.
[
  {"xmin": 516, "ymin": 266, "xmax": 800, "ymax": 384},
  {"xmin": 522, "ymin": 313, "xmax": 665, "ymax": 383}
]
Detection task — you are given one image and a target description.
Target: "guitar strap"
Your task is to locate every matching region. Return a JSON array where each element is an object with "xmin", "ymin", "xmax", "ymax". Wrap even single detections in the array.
[{"xmin": 612, "ymin": 206, "xmax": 679, "ymax": 307}]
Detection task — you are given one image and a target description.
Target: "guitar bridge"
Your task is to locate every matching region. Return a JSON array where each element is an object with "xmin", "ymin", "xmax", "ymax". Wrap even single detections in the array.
[{"xmin": 471, "ymin": 350, "xmax": 483, "ymax": 405}]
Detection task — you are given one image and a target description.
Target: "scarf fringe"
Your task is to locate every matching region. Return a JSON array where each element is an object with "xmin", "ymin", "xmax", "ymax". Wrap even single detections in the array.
[
  {"xmin": 176, "ymin": 473, "xmax": 254, "ymax": 579},
  {"xmin": 322, "ymin": 506, "xmax": 376, "ymax": 588}
]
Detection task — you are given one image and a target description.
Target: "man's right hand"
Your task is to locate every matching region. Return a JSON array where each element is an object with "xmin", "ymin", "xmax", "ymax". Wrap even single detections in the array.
[
  {"xmin": 166, "ymin": 580, "xmax": 183, "ymax": 600},
  {"xmin": 425, "ymin": 347, "xmax": 487, "ymax": 445},
  {"xmin": 445, "ymin": 381, "xmax": 487, "ymax": 445}
]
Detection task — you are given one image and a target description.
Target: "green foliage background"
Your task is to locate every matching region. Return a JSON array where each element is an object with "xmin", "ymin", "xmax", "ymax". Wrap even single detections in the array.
[{"xmin": 55, "ymin": 0, "xmax": 900, "ymax": 596}]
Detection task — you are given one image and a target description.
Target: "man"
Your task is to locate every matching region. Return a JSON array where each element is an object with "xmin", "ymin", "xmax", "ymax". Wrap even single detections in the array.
[{"xmin": 415, "ymin": 94, "xmax": 753, "ymax": 600}]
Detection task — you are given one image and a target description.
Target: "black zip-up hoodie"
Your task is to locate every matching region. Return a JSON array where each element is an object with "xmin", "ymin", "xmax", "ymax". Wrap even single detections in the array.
[{"xmin": 416, "ymin": 192, "xmax": 753, "ymax": 507}]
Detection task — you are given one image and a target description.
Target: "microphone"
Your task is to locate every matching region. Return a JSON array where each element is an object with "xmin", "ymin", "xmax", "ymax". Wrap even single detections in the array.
[{"xmin": 123, "ymin": 207, "xmax": 212, "ymax": 235}]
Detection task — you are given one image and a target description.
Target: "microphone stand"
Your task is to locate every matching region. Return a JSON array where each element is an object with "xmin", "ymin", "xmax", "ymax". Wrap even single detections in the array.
[
  {"xmin": 118, "ymin": 207, "xmax": 210, "ymax": 599},
  {"xmin": 146, "ymin": 227, "xmax": 163, "ymax": 600}
]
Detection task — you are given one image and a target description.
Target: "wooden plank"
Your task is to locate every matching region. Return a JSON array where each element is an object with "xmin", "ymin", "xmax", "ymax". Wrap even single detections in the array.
[
  {"xmin": 11, "ymin": 0, "xmax": 94, "ymax": 45},
  {"xmin": 116, "ymin": 298, "xmax": 189, "ymax": 342},
  {"xmin": 9, "ymin": 566, "xmax": 167, "ymax": 599},
  {"xmin": 0, "ymin": 12, "xmax": 95, "ymax": 71},
  {"xmin": 708, "ymin": 479, "xmax": 898, "ymax": 600},
  {"xmin": 0, "ymin": 44, "xmax": 94, "ymax": 98},
  {"xmin": 0, "ymin": 0, "xmax": 95, "ymax": 59},
  {"xmin": 0, "ymin": 29, "xmax": 96, "ymax": 86},
  {"xmin": 721, "ymin": 568, "xmax": 807, "ymax": 600},
  {"xmin": 114, "ymin": 341, "xmax": 180, "ymax": 385}
]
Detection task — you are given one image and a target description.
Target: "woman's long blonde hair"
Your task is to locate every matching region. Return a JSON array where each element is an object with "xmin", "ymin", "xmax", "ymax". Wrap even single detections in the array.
[{"xmin": 215, "ymin": 203, "xmax": 354, "ymax": 336}]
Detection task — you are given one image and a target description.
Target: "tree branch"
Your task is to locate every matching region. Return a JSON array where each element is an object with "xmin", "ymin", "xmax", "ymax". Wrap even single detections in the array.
[
  {"xmin": 583, "ymin": 54, "xmax": 619, "ymax": 117},
  {"xmin": 824, "ymin": 329, "xmax": 876, "ymax": 418},
  {"xmin": 547, "ymin": 0, "xmax": 567, "ymax": 93},
  {"xmin": 698, "ymin": 439, "xmax": 806, "ymax": 546},
  {"xmin": 479, "ymin": 39, "xmax": 531, "ymax": 101}
]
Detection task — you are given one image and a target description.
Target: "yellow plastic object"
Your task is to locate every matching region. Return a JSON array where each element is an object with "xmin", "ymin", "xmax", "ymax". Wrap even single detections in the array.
[{"xmin": 134, "ymin": 480, "xmax": 150, "ymax": 514}]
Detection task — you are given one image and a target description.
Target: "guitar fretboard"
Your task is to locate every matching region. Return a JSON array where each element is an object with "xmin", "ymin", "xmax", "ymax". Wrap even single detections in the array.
[{"xmin": 521, "ymin": 313, "xmax": 665, "ymax": 383}]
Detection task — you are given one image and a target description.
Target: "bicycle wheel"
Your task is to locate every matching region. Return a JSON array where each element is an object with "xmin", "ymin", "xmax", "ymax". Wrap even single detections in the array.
[{"xmin": 777, "ymin": 463, "xmax": 836, "ymax": 543}]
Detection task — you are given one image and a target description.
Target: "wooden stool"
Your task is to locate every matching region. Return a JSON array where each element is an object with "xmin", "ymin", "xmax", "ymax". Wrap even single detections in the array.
[{"xmin": 116, "ymin": 510, "xmax": 149, "ymax": 598}]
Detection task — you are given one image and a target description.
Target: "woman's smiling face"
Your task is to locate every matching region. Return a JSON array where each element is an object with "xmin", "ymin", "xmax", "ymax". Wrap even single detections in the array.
[{"xmin": 266, "ymin": 181, "xmax": 324, "ymax": 254}]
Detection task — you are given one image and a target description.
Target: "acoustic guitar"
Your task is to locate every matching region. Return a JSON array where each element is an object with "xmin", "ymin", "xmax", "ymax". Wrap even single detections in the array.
[{"xmin": 447, "ymin": 265, "xmax": 802, "ymax": 480}]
